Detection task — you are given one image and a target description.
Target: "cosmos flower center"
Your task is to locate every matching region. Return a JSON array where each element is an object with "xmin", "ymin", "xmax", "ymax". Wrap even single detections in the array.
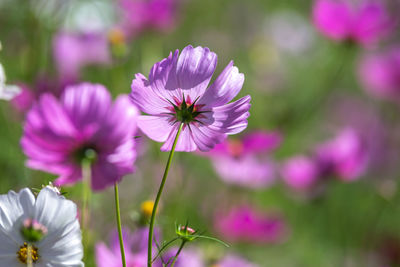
[
  {"xmin": 21, "ymin": 218, "xmax": 47, "ymax": 242},
  {"xmin": 16, "ymin": 242, "xmax": 39, "ymax": 264},
  {"xmin": 166, "ymin": 94, "xmax": 206, "ymax": 124},
  {"xmin": 228, "ymin": 139, "xmax": 244, "ymax": 157},
  {"xmin": 73, "ymin": 146, "xmax": 98, "ymax": 164}
]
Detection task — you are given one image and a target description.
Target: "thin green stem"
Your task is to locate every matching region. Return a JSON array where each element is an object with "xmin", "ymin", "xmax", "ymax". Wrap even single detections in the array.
[
  {"xmin": 151, "ymin": 237, "xmax": 179, "ymax": 263},
  {"xmin": 169, "ymin": 240, "xmax": 186, "ymax": 267},
  {"xmin": 81, "ymin": 160, "xmax": 92, "ymax": 234},
  {"xmin": 147, "ymin": 123, "xmax": 184, "ymax": 267},
  {"xmin": 114, "ymin": 183, "xmax": 127, "ymax": 267}
]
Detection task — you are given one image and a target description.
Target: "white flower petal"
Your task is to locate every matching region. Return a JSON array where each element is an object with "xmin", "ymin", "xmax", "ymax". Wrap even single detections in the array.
[{"xmin": 34, "ymin": 188, "xmax": 77, "ymax": 233}]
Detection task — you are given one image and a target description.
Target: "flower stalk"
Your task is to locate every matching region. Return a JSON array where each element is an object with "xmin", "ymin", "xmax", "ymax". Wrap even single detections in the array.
[
  {"xmin": 114, "ymin": 183, "xmax": 127, "ymax": 267},
  {"xmin": 169, "ymin": 240, "xmax": 186, "ymax": 267},
  {"xmin": 81, "ymin": 157, "xmax": 92, "ymax": 234},
  {"xmin": 148, "ymin": 123, "xmax": 184, "ymax": 267}
]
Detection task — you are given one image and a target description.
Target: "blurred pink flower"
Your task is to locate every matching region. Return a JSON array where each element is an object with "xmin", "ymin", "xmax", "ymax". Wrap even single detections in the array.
[
  {"xmin": 205, "ymin": 131, "xmax": 281, "ymax": 188},
  {"xmin": 21, "ymin": 83, "xmax": 138, "ymax": 191},
  {"xmin": 53, "ymin": 31, "xmax": 111, "ymax": 80},
  {"xmin": 281, "ymin": 155, "xmax": 320, "ymax": 191},
  {"xmin": 316, "ymin": 128, "xmax": 368, "ymax": 181},
  {"xmin": 215, "ymin": 254, "xmax": 259, "ymax": 267},
  {"xmin": 215, "ymin": 205, "xmax": 288, "ymax": 244},
  {"xmin": 10, "ymin": 75, "xmax": 75, "ymax": 115},
  {"xmin": 10, "ymin": 84, "xmax": 35, "ymax": 114},
  {"xmin": 282, "ymin": 127, "xmax": 369, "ymax": 192},
  {"xmin": 96, "ymin": 227, "xmax": 162, "ymax": 267},
  {"xmin": 130, "ymin": 45, "xmax": 251, "ymax": 152},
  {"xmin": 312, "ymin": 0, "xmax": 394, "ymax": 46},
  {"xmin": 117, "ymin": 0, "xmax": 177, "ymax": 40},
  {"xmin": 358, "ymin": 46, "xmax": 400, "ymax": 101},
  {"xmin": 164, "ymin": 248, "xmax": 204, "ymax": 267}
]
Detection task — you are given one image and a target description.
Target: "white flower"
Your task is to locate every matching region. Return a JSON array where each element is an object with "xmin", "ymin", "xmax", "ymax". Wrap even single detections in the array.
[
  {"xmin": 0, "ymin": 187, "xmax": 84, "ymax": 266},
  {"xmin": 0, "ymin": 62, "xmax": 21, "ymax": 101}
]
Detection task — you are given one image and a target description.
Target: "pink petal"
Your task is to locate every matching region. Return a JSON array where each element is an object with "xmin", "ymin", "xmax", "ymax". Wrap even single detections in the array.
[
  {"xmin": 212, "ymin": 155, "xmax": 276, "ymax": 188},
  {"xmin": 137, "ymin": 115, "xmax": 173, "ymax": 142},
  {"xmin": 176, "ymin": 45, "xmax": 217, "ymax": 100},
  {"xmin": 95, "ymin": 95, "xmax": 138, "ymax": 148},
  {"xmin": 242, "ymin": 131, "xmax": 282, "ymax": 155},
  {"xmin": 281, "ymin": 156, "xmax": 319, "ymax": 190},
  {"xmin": 161, "ymin": 124, "xmax": 197, "ymax": 152},
  {"xmin": 61, "ymin": 83, "xmax": 112, "ymax": 131},
  {"xmin": 353, "ymin": 1, "xmax": 393, "ymax": 45},
  {"xmin": 148, "ymin": 50, "xmax": 182, "ymax": 102},
  {"xmin": 210, "ymin": 95, "xmax": 251, "ymax": 135},
  {"xmin": 131, "ymin": 73, "xmax": 170, "ymax": 115},
  {"xmin": 198, "ymin": 61, "xmax": 244, "ymax": 107},
  {"xmin": 190, "ymin": 124, "xmax": 226, "ymax": 152},
  {"xmin": 312, "ymin": 0, "xmax": 352, "ymax": 41}
]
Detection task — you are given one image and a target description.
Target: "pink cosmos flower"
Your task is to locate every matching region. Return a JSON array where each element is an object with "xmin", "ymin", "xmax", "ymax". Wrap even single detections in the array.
[
  {"xmin": 358, "ymin": 46, "xmax": 400, "ymax": 102},
  {"xmin": 164, "ymin": 248, "xmax": 204, "ymax": 267},
  {"xmin": 316, "ymin": 128, "xmax": 368, "ymax": 181},
  {"xmin": 282, "ymin": 128, "xmax": 369, "ymax": 192},
  {"xmin": 11, "ymin": 75, "xmax": 75, "ymax": 116},
  {"xmin": 205, "ymin": 131, "xmax": 281, "ymax": 188},
  {"xmin": 117, "ymin": 0, "xmax": 176, "ymax": 40},
  {"xmin": 130, "ymin": 45, "xmax": 251, "ymax": 152},
  {"xmin": 215, "ymin": 254, "xmax": 259, "ymax": 267},
  {"xmin": 10, "ymin": 84, "xmax": 35, "ymax": 114},
  {"xmin": 281, "ymin": 155, "xmax": 320, "ymax": 191},
  {"xmin": 312, "ymin": 0, "xmax": 394, "ymax": 46},
  {"xmin": 215, "ymin": 205, "xmax": 288, "ymax": 244},
  {"xmin": 53, "ymin": 31, "xmax": 111, "ymax": 80},
  {"xmin": 96, "ymin": 227, "xmax": 162, "ymax": 267},
  {"xmin": 21, "ymin": 83, "xmax": 138, "ymax": 191}
]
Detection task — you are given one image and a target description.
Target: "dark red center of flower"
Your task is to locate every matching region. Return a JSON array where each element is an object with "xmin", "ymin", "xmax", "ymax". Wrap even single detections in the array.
[{"xmin": 165, "ymin": 94, "xmax": 207, "ymax": 124}]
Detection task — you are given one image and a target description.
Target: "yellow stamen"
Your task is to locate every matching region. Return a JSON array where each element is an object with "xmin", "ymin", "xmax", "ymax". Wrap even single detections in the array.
[{"xmin": 16, "ymin": 242, "xmax": 39, "ymax": 264}]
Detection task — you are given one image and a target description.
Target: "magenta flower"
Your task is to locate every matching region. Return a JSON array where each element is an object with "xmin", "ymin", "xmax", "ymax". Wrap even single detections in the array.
[
  {"xmin": 130, "ymin": 45, "xmax": 251, "ymax": 152},
  {"xmin": 10, "ymin": 84, "xmax": 35, "ymax": 114},
  {"xmin": 117, "ymin": 0, "xmax": 176, "ymax": 40},
  {"xmin": 312, "ymin": 0, "xmax": 394, "ymax": 46},
  {"xmin": 215, "ymin": 254, "xmax": 258, "ymax": 267},
  {"xmin": 215, "ymin": 205, "xmax": 288, "ymax": 244},
  {"xmin": 96, "ymin": 227, "xmax": 162, "ymax": 267},
  {"xmin": 316, "ymin": 128, "xmax": 368, "ymax": 181},
  {"xmin": 282, "ymin": 128, "xmax": 369, "ymax": 192},
  {"xmin": 281, "ymin": 155, "xmax": 320, "ymax": 191},
  {"xmin": 53, "ymin": 31, "xmax": 111, "ymax": 80},
  {"xmin": 204, "ymin": 131, "xmax": 281, "ymax": 188},
  {"xmin": 21, "ymin": 83, "xmax": 138, "ymax": 191},
  {"xmin": 358, "ymin": 46, "xmax": 400, "ymax": 102},
  {"xmin": 11, "ymin": 75, "xmax": 75, "ymax": 116}
]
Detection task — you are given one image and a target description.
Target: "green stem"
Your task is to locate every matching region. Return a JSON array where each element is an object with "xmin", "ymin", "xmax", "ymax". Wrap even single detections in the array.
[
  {"xmin": 148, "ymin": 123, "xmax": 184, "ymax": 267},
  {"xmin": 81, "ymin": 160, "xmax": 92, "ymax": 234},
  {"xmin": 114, "ymin": 183, "xmax": 127, "ymax": 267},
  {"xmin": 81, "ymin": 159, "xmax": 92, "ymax": 263},
  {"xmin": 169, "ymin": 240, "xmax": 186, "ymax": 267},
  {"xmin": 151, "ymin": 237, "xmax": 179, "ymax": 263}
]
